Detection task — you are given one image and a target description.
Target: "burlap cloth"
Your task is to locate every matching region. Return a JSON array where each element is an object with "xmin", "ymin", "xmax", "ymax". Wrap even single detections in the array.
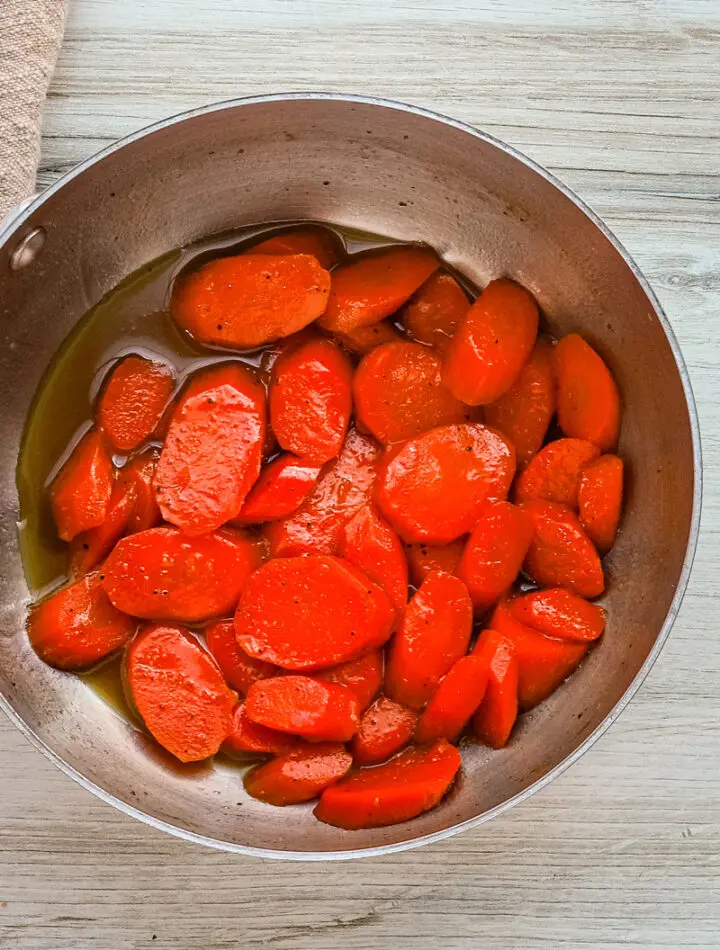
[{"xmin": 0, "ymin": 0, "xmax": 68, "ymax": 220}]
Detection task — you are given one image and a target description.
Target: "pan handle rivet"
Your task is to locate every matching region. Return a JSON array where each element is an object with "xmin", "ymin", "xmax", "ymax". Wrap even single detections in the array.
[{"xmin": 10, "ymin": 227, "xmax": 46, "ymax": 271}]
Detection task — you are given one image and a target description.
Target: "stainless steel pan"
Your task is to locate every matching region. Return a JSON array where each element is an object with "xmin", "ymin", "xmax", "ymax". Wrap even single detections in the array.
[{"xmin": 0, "ymin": 94, "xmax": 701, "ymax": 859}]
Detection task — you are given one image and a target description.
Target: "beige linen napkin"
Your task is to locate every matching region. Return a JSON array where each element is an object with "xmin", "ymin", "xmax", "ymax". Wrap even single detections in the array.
[{"xmin": 0, "ymin": 0, "xmax": 68, "ymax": 220}]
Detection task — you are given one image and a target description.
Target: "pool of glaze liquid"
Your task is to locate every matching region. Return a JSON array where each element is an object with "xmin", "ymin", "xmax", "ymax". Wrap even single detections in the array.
[{"xmin": 16, "ymin": 220, "xmax": 426, "ymax": 726}]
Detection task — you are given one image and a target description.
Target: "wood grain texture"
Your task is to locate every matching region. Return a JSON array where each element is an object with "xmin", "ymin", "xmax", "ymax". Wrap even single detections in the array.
[{"xmin": 2, "ymin": 1, "xmax": 719, "ymax": 948}]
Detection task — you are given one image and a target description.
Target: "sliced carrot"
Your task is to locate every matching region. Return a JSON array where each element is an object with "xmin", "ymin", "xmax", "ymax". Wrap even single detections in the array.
[
  {"xmin": 205, "ymin": 620, "xmax": 278, "ymax": 694},
  {"xmin": 352, "ymin": 696, "xmax": 418, "ymax": 766},
  {"xmin": 354, "ymin": 341, "xmax": 472, "ymax": 445},
  {"xmin": 456, "ymin": 500, "xmax": 534, "ymax": 611},
  {"xmin": 245, "ymin": 742, "xmax": 352, "ymax": 806},
  {"xmin": 250, "ymin": 226, "xmax": 343, "ymax": 270},
  {"xmin": 314, "ymin": 740, "xmax": 461, "ymax": 829},
  {"xmin": 414, "ymin": 654, "xmax": 490, "ymax": 744},
  {"xmin": 315, "ymin": 651, "xmax": 384, "ymax": 711},
  {"xmin": 270, "ymin": 338, "xmax": 353, "ymax": 463},
  {"xmin": 171, "ymin": 253, "xmax": 331, "ymax": 349},
  {"xmin": 126, "ymin": 623, "xmax": 236, "ymax": 762},
  {"xmin": 521, "ymin": 499, "xmax": 604, "ymax": 599},
  {"xmin": 319, "ymin": 246, "xmax": 440, "ymax": 333},
  {"xmin": 443, "ymin": 278, "xmax": 539, "ymax": 405},
  {"xmin": 154, "ymin": 362, "xmax": 266, "ymax": 535},
  {"xmin": 69, "ymin": 471, "xmax": 136, "ymax": 575},
  {"xmin": 514, "ymin": 438, "xmax": 600, "ymax": 508},
  {"xmin": 50, "ymin": 429, "xmax": 114, "ymax": 542},
  {"xmin": 554, "ymin": 333, "xmax": 620, "ymax": 451},
  {"xmin": 340, "ymin": 505, "xmax": 408, "ymax": 612},
  {"xmin": 484, "ymin": 337, "xmax": 555, "ymax": 468},
  {"xmin": 233, "ymin": 453, "xmax": 322, "ymax": 524},
  {"xmin": 375, "ymin": 423, "xmax": 516, "ymax": 544},
  {"xmin": 490, "ymin": 601, "xmax": 587, "ymax": 709},
  {"xmin": 400, "ymin": 272, "xmax": 470, "ymax": 352},
  {"xmin": 578, "ymin": 454, "xmax": 624, "ymax": 553},
  {"xmin": 509, "ymin": 588, "xmax": 606, "ymax": 642},
  {"xmin": 97, "ymin": 354, "xmax": 175, "ymax": 452},
  {"xmin": 405, "ymin": 538, "xmax": 465, "ymax": 588},
  {"xmin": 222, "ymin": 703, "xmax": 297, "ymax": 757},
  {"xmin": 245, "ymin": 675, "xmax": 360, "ymax": 741},
  {"xmin": 103, "ymin": 526, "xmax": 263, "ymax": 622},
  {"xmin": 122, "ymin": 448, "xmax": 162, "ymax": 532},
  {"xmin": 267, "ymin": 428, "xmax": 381, "ymax": 557},
  {"xmin": 471, "ymin": 629, "xmax": 519, "ymax": 748},
  {"xmin": 386, "ymin": 570, "xmax": 473, "ymax": 710},
  {"xmin": 27, "ymin": 571, "xmax": 135, "ymax": 670},
  {"xmin": 334, "ymin": 321, "xmax": 403, "ymax": 355},
  {"xmin": 235, "ymin": 555, "xmax": 394, "ymax": 671}
]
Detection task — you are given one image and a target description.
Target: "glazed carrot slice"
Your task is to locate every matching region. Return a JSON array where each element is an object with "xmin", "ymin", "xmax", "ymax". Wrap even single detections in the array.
[
  {"xmin": 50, "ymin": 429, "xmax": 113, "ymax": 542},
  {"xmin": 484, "ymin": 337, "xmax": 555, "ymax": 468},
  {"xmin": 97, "ymin": 355, "xmax": 175, "ymax": 452},
  {"xmin": 514, "ymin": 438, "xmax": 600, "ymax": 508},
  {"xmin": 375, "ymin": 423, "xmax": 516, "ymax": 544},
  {"xmin": 233, "ymin": 453, "xmax": 321, "ymax": 524},
  {"xmin": 154, "ymin": 362, "xmax": 266, "ymax": 535},
  {"xmin": 205, "ymin": 620, "xmax": 278, "ymax": 694},
  {"xmin": 314, "ymin": 740, "xmax": 461, "ymax": 829},
  {"xmin": 521, "ymin": 499, "xmax": 604, "ymax": 599},
  {"xmin": 235, "ymin": 555, "xmax": 395, "ymax": 671},
  {"xmin": 27, "ymin": 571, "xmax": 135, "ymax": 671},
  {"xmin": 222, "ymin": 703, "xmax": 297, "ymax": 758},
  {"xmin": 489, "ymin": 601, "xmax": 587, "ymax": 709},
  {"xmin": 69, "ymin": 471, "xmax": 136, "ymax": 575},
  {"xmin": 334, "ymin": 321, "xmax": 403, "ymax": 355},
  {"xmin": 554, "ymin": 333, "xmax": 620, "ymax": 451},
  {"xmin": 315, "ymin": 651, "xmax": 384, "ymax": 711},
  {"xmin": 578, "ymin": 454, "xmax": 624, "ymax": 553},
  {"xmin": 352, "ymin": 696, "xmax": 418, "ymax": 766},
  {"xmin": 414, "ymin": 654, "xmax": 490, "ymax": 744},
  {"xmin": 122, "ymin": 447, "xmax": 163, "ymax": 532},
  {"xmin": 405, "ymin": 538, "xmax": 465, "ymax": 588},
  {"xmin": 386, "ymin": 570, "xmax": 473, "ymax": 710},
  {"xmin": 443, "ymin": 278, "xmax": 539, "ymax": 405},
  {"xmin": 319, "ymin": 246, "xmax": 440, "ymax": 333},
  {"xmin": 471, "ymin": 629, "xmax": 519, "ymax": 749},
  {"xmin": 354, "ymin": 341, "xmax": 472, "ymax": 445},
  {"xmin": 266, "ymin": 428, "xmax": 381, "ymax": 557},
  {"xmin": 171, "ymin": 253, "xmax": 331, "ymax": 349},
  {"xmin": 245, "ymin": 742, "xmax": 353, "ymax": 806},
  {"xmin": 340, "ymin": 505, "xmax": 408, "ymax": 612},
  {"xmin": 245, "ymin": 676, "xmax": 360, "ymax": 741},
  {"xmin": 126, "ymin": 623, "xmax": 236, "ymax": 762},
  {"xmin": 103, "ymin": 526, "xmax": 263, "ymax": 622},
  {"xmin": 401, "ymin": 272, "xmax": 470, "ymax": 352},
  {"xmin": 270, "ymin": 338, "xmax": 353, "ymax": 463},
  {"xmin": 509, "ymin": 588, "xmax": 606, "ymax": 642},
  {"xmin": 456, "ymin": 500, "xmax": 534, "ymax": 611},
  {"xmin": 250, "ymin": 226, "xmax": 343, "ymax": 270}
]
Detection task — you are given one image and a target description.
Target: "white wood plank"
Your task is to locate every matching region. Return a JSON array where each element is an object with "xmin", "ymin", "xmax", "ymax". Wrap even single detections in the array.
[{"xmin": 2, "ymin": 0, "xmax": 719, "ymax": 947}]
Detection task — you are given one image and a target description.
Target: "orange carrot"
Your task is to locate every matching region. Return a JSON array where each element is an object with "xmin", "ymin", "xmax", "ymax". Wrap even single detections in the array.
[
  {"xmin": 205, "ymin": 619, "xmax": 278, "ymax": 694},
  {"xmin": 50, "ymin": 429, "xmax": 113, "ymax": 542},
  {"xmin": 401, "ymin": 272, "xmax": 470, "ymax": 352},
  {"xmin": 521, "ymin": 499, "xmax": 604, "ymax": 599},
  {"xmin": 319, "ymin": 246, "xmax": 440, "ymax": 333},
  {"xmin": 27, "ymin": 572, "xmax": 135, "ymax": 670},
  {"xmin": 233, "ymin": 453, "xmax": 322, "ymax": 523},
  {"xmin": 154, "ymin": 362, "xmax": 266, "ymax": 535},
  {"xmin": 126, "ymin": 623, "xmax": 236, "ymax": 762},
  {"xmin": 414, "ymin": 654, "xmax": 490, "ymax": 744},
  {"xmin": 354, "ymin": 341, "xmax": 472, "ymax": 445},
  {"xmin": 235, "ymin": 555, "xmax": 395, "ymax": 671},
  {"xmin": 121, "ymin": 447, "xmax": 163, "ymax": 532},
  {"xmin": 509, "ymin": 588, "xmax": 606, "ymax": 642},
  {"xmin": 69, "ymin": 471, "xmax": 136, "ymax": 575},
  {"xmin": 554, "ymin": 333, "xmax": 620, "ymax": 451},
  {"xmin": 578, "ymin": 454, "xmax": 624, "ymax": 553},
  {"xmin": 514, "ymin": 438, "xmax": 601, "ymax": 508},
  {"xmin": 352, "ymin": 696, "xmax": 418, "ymax": 766},
  {"xmin": 334, "ymin": 321, "xmax": 403, "ymax": 355},
  {"xmin": 171, "ymin": 253, "xmax": 331, "ymax": 348},
  {"xmin": 405, "ymin": 538, "xmax": 466, "ymax": 588},
  {"xmin": 375, "ymin": 423, "xmax": 516, "ymax": 544},
  {"xmin": 97, "ymin": 354, "xmax": 175, "ymax": 452},
  {"xmin": 340, "ymin": 505, "xmax": 408, "ymax": 611},
  {"xmin": 222, "ymin": 703, "xmax": 298, "ymax": 757},
  {"xmin": 245, "ymin": 743, "xmax": 352, "ymax": 806},
  {"xmin": 250, "ymin": 226, "xmax": 343, "ymax": 270},
  {"xmin": 315, "ymin": 651, "xmax": 384, "ymax": 711},
  {"xmin": 471, "ymin": 629, "xmax": 519, "ymax": 748},
  {"xmin": 443, "ymin": 278, "xmax": 539, "ymax": 405},
  {"xmin": 245, "ymin": 676, "xmax": 360, "ymax": 741},
  {"xmin": 386, "ymin": 570, "xmax": 473, "ymax": 709}
]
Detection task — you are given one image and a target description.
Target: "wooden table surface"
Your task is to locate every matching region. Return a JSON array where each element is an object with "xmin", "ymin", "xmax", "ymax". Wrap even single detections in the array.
[{"xmin": 2, "ymin": 1, "xmax": 719, "ymax": 948}]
